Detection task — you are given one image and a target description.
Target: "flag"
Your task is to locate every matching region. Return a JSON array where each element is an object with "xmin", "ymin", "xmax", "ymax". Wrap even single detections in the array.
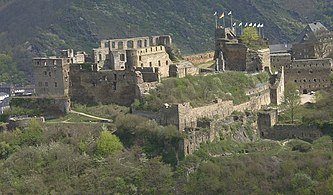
[
  {"xmin": 244, "ymin": 22, "xmax": 248, "ymax": 27},
  {"xmin": 253, "ymin": 23, "xmax": 257, "ymax": 27},
  {"xmin": 233, "ymin": 22, "xmax": 236, "ymax": 27},
  {"xmin": 228, "ymin": 11, "xmax": 232, "ymax": 15},
  {"xmin": 261, "ymin": 24, "xmax": 264, "ymax": 27},
  {"xmin": 249, "ymin": 23, "xmax": 253, "ymax": 27},
  {"xmin": 219, "ymin": 12, "xmax": 225, "ymax": 19},
  {"xmin": 213, "ymin": 11, "xmax": 217, "ymax": 16},
  {"xmin": 239, "ymin": 22, "xmax": 243, "ymax": 26}
]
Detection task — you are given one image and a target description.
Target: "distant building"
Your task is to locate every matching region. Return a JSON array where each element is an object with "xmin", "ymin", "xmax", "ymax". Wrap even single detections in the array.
[
  {"xmin": 292, "ymin": 22, "xmax": 333, "ymax": 59},
  {"xmin": 0, "ymin": 93, "xmax": 10, "ymax": 114}
]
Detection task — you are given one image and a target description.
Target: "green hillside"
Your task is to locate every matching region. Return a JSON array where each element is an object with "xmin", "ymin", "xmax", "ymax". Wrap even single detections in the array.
[{"xmin": 0, "ymin": 0, "xmax": 332, "ymax": 82}]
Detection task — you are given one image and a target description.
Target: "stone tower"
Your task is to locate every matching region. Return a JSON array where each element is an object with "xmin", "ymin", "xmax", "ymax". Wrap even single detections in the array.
[
  {"xmin": 257, "ymin": 109, "xmax": 278, "ymax": 137},
  {"xmin": 32, "ymin": 57, "xmax": 71, "ymax": 98}
]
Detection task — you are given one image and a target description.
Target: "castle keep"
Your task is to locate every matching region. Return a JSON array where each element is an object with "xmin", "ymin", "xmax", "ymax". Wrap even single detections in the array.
[{"xmin": 214, "ymin": 26, "xmax": 270, "ymax": 72}]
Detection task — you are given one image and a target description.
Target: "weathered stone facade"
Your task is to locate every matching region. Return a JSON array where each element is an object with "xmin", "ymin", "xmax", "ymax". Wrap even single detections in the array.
[
  {"xmin": 69, "ymin": 64, "xmax": 151, "ymax": 106},
  {"xmin": 32, "ymin": 57, "xmax": 70, "ymax": 98},
  {"xmin": 93, "ymin": 35, "xmax": 172, "ymax": 72},
  {"xmin": 183, "ymin": 51, "xmax": 214, "ymax": 65},
  {"xmin": 271, "ymin": 54, "xmax": 333, "ymax": 93}
]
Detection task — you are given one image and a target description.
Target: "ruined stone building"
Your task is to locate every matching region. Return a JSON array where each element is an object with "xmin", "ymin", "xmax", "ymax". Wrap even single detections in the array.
[
  {"xmin": 214, "ymin": 26, "xmax": 271, "ymax": 72},
  {"xmin": 292, "ymin": 22, "xmax": 333, "ymax": 60},
  {"xmin": 258, "ymin": 109, "xmax": 322, "ymax": 141},
  {"xmin": 31, "ymin": 35, "xmax": 200, "ymax": 107}
]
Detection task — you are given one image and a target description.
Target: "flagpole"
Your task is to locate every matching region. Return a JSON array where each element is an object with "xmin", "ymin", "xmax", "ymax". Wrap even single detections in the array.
[{"xmin": 215, "ymin": 15, "xmax": 218, "ymax": 29}]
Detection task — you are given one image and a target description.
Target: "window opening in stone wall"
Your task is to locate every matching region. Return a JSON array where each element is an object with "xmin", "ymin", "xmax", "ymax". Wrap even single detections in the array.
[
  {"xmin": 144, "ymin": 40, "xmax": 147, "ymax": 47},
  {"xmin": 127, "ymin": 41, "xmax": 134, "ymax": 48},
  {"xmin": 55, "ymin": 82, "xmax": 58, "ymax": 87},
  {"xmin": 44, "ymin": 71, "xmax": 47, "ymax": 76},
  {"xmin": 45, "ymin": 82, "xmax": 48, "ymax": 87},
  {"xmin": 114, "ymin": 74, "xmax": 117, "ymax": 81},
  {"xmin": 120, "ymin": 54, "xmax": 125, "ymax": 61},
  {"xmin": 99, "ymin": 54, "xmax": 102, "ymax": 61},
  {"xmin": 139, "ymin": 56, "xmax": 142, "ymax": 61},
  {"xmin": 166, "ymin": 60, "xmax": 169, "ymax": 65},
  {"xmin": 49, "ymin": 72, "xmax": 51, "ymax": 77},
  {"xmin": 158, "ymin": 60, "xmax": 161, "ymax": 66},
  {"xmin": 118, "ymin": 42, "xmax": 124, "ymax": 50},
  {"xmin": 112, "ymin": 42, "xmax": 116, "ymax": 48},
  {"xmin": 137, "ymin": 40, "xmax": 142, "ymax": 48},
  {"xmin": 149, "ymin": 62, "xmax": 152, "ymax": 67},
  {"xmin": 113, "ymin": 82, "xmax": 117, "ymax": 90}
]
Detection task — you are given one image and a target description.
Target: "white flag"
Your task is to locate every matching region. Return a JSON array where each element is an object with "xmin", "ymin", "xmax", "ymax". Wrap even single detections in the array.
[
  {"xmin": 261, "ymin": 24, "xmax": 264, "ymax": 27},
  {"xmin": 213, "ymin": 11, "xmax": 217, "ymax": 16},
  {"xmin": 233, "ymin": 22, "xmax": 236, "ymax": 27},
  {"xmin": 254, "ymin": 23, "xmax": 257, "ymax": 27},
  {"xmin": 228, "ymin": 11, "xmax": 232, "ymax": 15},
  {"xmin": 249, "ymin": 23, "xmax": 253, "ymax": 27},
  {"xmin": 244, "ymin": 22, "xmax": 248, "ymax": 27},
  {"xmin": 239, "ymin": 22, "xmax": 243, "ymax": 26}
]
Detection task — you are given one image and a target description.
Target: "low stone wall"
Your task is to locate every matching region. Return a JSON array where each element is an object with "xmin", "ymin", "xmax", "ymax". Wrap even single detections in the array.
[
  {"xmin": 264, "ymin": 124, "xmax": 322, "ymax": 141},
  {"xmin": 183, "ymin": 51, "xmax": 214, "ymax": 65}
]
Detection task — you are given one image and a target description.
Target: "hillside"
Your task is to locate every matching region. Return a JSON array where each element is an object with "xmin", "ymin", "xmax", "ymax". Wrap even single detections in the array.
[{"xmin": 0, "ymin": 0, "xmax": 332, "ymax": 81}]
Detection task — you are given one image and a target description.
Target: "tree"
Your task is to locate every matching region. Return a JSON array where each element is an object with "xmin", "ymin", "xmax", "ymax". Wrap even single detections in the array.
[
  {"xmin": 283, "ymin": 82, "xmax": 301, "ymax": 123},
  {"xmin": 96, "ymin": 130, "xmax": 123, "ymax": 156},
  {"xmin": 240, "ymin": 27, "xmax": 260, "ymax": 46}
]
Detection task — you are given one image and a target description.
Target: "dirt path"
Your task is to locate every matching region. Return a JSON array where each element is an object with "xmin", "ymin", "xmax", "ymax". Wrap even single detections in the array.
[{"xmin": 69, "ymin": 110, "xmax": 112, "ymax": 122}]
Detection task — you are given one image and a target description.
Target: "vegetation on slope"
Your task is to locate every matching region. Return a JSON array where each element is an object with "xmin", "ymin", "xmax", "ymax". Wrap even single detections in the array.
[{"xmin": 133, "ymin": 71, "xmax": 269, "ymax": 111}]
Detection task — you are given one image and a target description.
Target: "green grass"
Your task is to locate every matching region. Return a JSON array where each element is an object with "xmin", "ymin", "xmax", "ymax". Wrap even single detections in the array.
[
  {"xmin": 133, "ymin": 71, "xmax": 269, "ymax": 111},
  {"xmin": 72, "ymin": 103, "xmax": 129, "ymax": 120},
  {"xmin": 46, "ymin": 113, "xmax": 100, "ymax": 123}
]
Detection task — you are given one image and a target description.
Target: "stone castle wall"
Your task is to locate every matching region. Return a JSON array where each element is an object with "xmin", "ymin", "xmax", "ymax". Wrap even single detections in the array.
[
  {"xmin": 69, "ymin": 66, "xmax": 143, "ymax": 106},
  {"xmin": 183, "ymin": 51, "xmax": 214, "ymax": 65},
  {"xmin": 286, "ymin": 58, "xmax": 332, "ymax": 93},
  {"xmin": 257, "ymin": 109, "xmax": 323, "ymax": 141}
]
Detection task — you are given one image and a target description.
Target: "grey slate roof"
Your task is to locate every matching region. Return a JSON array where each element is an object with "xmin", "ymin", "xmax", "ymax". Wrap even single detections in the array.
[{"xmin": 295, "ymin": 22, "xmax": 329, "ymax": 43}]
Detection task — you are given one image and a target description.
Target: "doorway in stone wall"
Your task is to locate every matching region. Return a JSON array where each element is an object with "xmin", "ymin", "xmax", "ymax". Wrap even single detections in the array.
[{"xmin": 303, "ymin": 89, "xmax": 308, "ymax": 94}]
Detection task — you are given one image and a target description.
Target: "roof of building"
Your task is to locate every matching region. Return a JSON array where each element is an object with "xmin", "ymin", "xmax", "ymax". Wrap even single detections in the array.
[
  {"xmin": 269, "ymin": 44, "xmax": 292, "ymax": 54},
  {"xmin": 0, "ymin": 92, "xmax": 9, "ymax": 97},
  {"xmin": 295, "ymin": 22, "xmax": 329, "ymax": 43}
]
